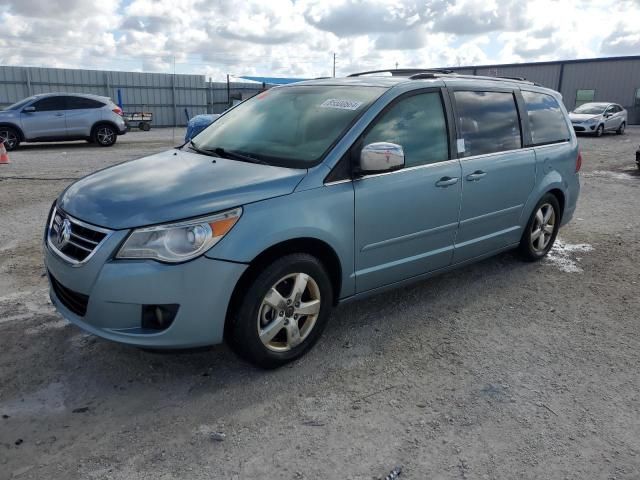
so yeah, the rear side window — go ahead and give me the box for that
[521,91,571,146]
[362,92,449,168]
[454,91,521,157]
[32,96,66,112]
[66,97,105,109]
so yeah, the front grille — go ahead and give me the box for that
[48,208,111,264]
[49,272,89,316]
[573,126,585,132]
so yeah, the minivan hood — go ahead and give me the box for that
[58,149,307,229]
[569,113,600,122]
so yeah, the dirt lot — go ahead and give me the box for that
[1,128,639,479]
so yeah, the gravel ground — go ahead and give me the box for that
[0,128,639,479]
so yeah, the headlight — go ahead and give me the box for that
[116,207,242,263]
[585,117,598,124]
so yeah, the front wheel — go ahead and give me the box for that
[93,125,117,147]
[0,127,20,151]
[519,194,561,261]
[228,253,334,368]
[595,124,604,137]
[616,122,626,135]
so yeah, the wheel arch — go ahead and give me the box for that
[0,122,25,141]
[547,188,565,220]
[90,121,120,137]
[224,237,343,338]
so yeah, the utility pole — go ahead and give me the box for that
[333,53,336,77]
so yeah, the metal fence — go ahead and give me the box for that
[0,66,267,127]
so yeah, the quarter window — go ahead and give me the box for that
[32,96,66,112]
[575,89,595,107]
[454,91,521,157]
[362,92,449,168]
[521,91,571,146]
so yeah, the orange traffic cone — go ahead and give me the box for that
[0,142,9,164]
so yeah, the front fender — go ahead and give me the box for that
[205,183,356,297]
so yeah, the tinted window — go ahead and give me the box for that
[521,91,571,145]
[454,91,521,156]
[32,96,66,112]
[66,97,105,109]
[362,92,449,167]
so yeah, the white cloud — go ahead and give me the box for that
[0,0,638,79]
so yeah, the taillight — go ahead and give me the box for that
[112,106,123,116]
[576,150,582,172]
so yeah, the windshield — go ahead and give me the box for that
[3,97,36,111]
[573,103,607,114]
[191,85,386,168]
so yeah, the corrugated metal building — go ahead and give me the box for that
[0,66,265,126]
[447,55,640,123]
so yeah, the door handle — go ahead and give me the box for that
[435,176,459,187]
[55,113,64,117]
[466,170,487,181]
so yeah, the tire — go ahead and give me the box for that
[228,253,334,368]
[139,122,151,131]
[595,124,604,137]
[0,127,20,151]
[616,122,626,135]
[92,124,117,147]
[519,193,561,262]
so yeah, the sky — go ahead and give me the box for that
[0,0,639,80]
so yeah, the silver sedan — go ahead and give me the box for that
[569,102,627,136]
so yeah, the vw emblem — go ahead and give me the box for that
[57,218,72,248]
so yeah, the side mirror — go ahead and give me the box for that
[23,106,35,113]
[359,142,405,174]
[604,112,612,118]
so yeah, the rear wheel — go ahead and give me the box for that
[519,194,561,261]
[139,121,151,131]
[93,124,117,147]
[228,253,334,369]
[0,127,20,151]
[616,122,626,135]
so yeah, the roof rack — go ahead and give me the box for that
[346,69,542,86]
[348,68,454,77]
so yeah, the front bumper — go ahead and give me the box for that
[44,238,246,348]
[572,123,597,133]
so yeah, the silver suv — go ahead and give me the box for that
[0,93,127,151]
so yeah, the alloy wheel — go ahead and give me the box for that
[530,203,556,253]
[257,272,321,352]
[97,127,115,145]
[0,129,18,149]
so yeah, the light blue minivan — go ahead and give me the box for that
[44,70,581,368]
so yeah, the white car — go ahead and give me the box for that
[569,102,627,137]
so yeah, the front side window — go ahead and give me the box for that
[575,89,595,107]
[192,85,386,168]
[454,90,522,157]
[521,91,571,146]
[32,96,66,112]
[362,92,449,168]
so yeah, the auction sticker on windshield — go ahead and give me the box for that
[320,99,363,110]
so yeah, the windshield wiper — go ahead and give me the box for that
[187,141,219,158]
[211,147,269,165]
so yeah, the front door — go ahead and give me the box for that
[354,90,462,293]
[21,96,68,140]
[451,89,536,263]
